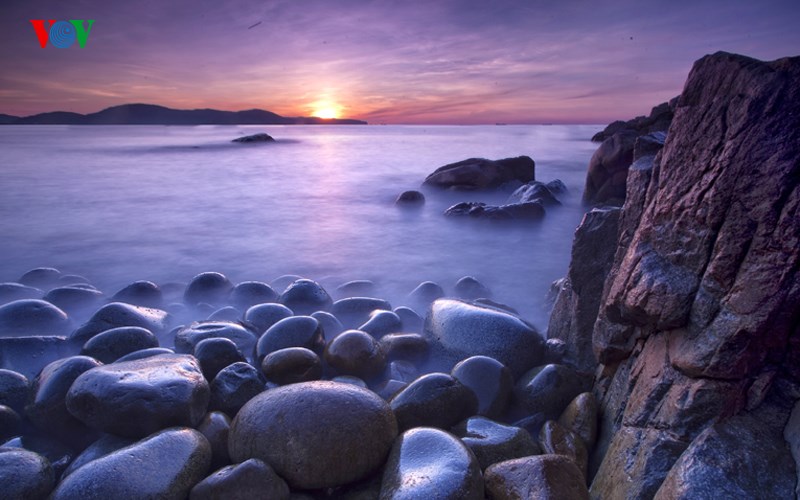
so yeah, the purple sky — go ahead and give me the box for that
[1,0,798,123]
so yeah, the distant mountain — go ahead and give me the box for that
[5,104,367,125]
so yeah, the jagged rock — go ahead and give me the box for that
[582,131,637,206]
[591,99,675,142]
[423,156,535,190]
[507,181,562,206]
[444,200,545,221]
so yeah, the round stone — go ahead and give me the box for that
[324,330,386,380]
[484,455,589,500]
[0,405,22,441]
[558,392,599,450]
[0,448,55,500]
[174,321,258,359]
[254,316,325,363]
[379,427,483,499]
[229,281,278,310]
[194,337,246,381]
[71,302,170,342]
[331,297,392,330]
[229,380,398,490]
[279,279,332,315]
[116,347,174,362]
[454,276,492,300]
[209,362,264,417]
[379,333,430,363]
[408,281,445,307]
[395,190,426,206]
[394,306,423,332]
[452,416,540,470]
[197,411,232,470]
[358,310,402,339]
[43,287,104,319]
[189,458,289,500]
[451,355,513,419]
[18,267,61,288]
[111,281,163,308]
[61,434,135,479]
[260,347,322,385]
[335,280,377,299]
[0,299,70,337]
[206,306,240,322]
[184,272,233,306]
[80,326,159,364]
[244,303,293,334]
[0,282,42,305]
[310,311,344,339]
[514,364,586,421]
[389,372,478,431]
[51,428,211,500]
[0,369,30,414]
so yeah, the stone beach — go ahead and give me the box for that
[1,51,799,499]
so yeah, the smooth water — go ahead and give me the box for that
[0,124,599,328]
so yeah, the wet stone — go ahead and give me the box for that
[190,458,290,500]
[174,321,258,360]
[71,302,170,343]
[332,375,368,388]
[451,355,513,419]
[116,347,174,362]
[244,303,294,335]
[0,282,42,305]
[26,355,103,449]
[558,392,598,451]
[43,286,104,319]
[194,337,246,381]
[324,329,386,380]
[0,448,55,500]
[51,428,212,500]
[229,281,278,310]
[358,309,402,338]
[111,280,163,308]
[184,272,234,307]
[80,326,159,364]
[254,315,325,363]
[197,411,232,470]
[0,336,79,380]
[539,420,589,478]
[484,454,589,500]
[335,279,377,299]
[390,372,478,431]
[394,306,423,332]
[395,190,426,206]
[376,379,408,401]
[229,380,397,490]
[454,276,492,300]
[207,306,240,322]
[387,360,418,383]
[2,434,75,479]
[452,416,540,470]
[379,333,429,363]
[0,368,30,413]
[61,434,135,479]
[311,311,345,339]
[0,405,22,441]
[331,297,393,330]
[18,267,62,289]
[408,281,445,308]
[260,347,322,385]
[0,299,70,337]
[209,362,264,417]
[66,354,210,438]
[279,279,332,315]
[380,427,484,500]
[513,364,586,421]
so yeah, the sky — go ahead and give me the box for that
[0,0,798,124]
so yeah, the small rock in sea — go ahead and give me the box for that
[558,392,599,451]
[380,427,484,499]
[196,411,232,470]
[184,272,234,307]
[66,354,209,438]
[331,297,392,329]
[229,380,398,490]
[335,279,377,299]
[61,434,135,479]
[18,267,62,289]
[358,309,402,338]
[310,311,344,339]
[539,420,589,478]
[394,306,423,331]
[408,281,445,308]
[43,286,105,319]
[484,454,589,500]
[454,276,492,300]
[71,302,170,342]
[80,326,159,364]
[208,361,265,417]
[232,133,275,143]
[0,299,71,337]
[546,179,568,195]
[26,356,103,449]
[507,181,562,206]
[451,355,514,419]
[395,190,425,206]
[444,201,545,221]
[207,305,240,322]
[51,427,212,500]
[0,282,42,305]
[513,363,586,421]
[390,372,478,431]
[279,279,332,315]
[451,416,540,470]
[260,347,322,385]
[379,333,429,364]
[324,330,386,380]
[190,458,290,500]
[229,281,278,310]
[423,156,535,190]
[174,321,258,359]
[244,303,293,334]
[254,315,325,363]
[0,368,31,414]
[0,448,55,500]
[111,280,163,308]
[194,337,246,381]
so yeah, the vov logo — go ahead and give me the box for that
[30,20,95,48]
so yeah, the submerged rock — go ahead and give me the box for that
[395,190,425,206]
[229,380,397,490]
[232,132,275,143]
[444,200,546,221]
[18,267,62,289]
[184,272,233,307]
[0,282,42,305]
[111,280,163,308]
[380,427,483,499]
[423,156,535,190]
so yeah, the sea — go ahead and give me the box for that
[0,124,600,329]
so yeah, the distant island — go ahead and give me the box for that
[0,103,367,125]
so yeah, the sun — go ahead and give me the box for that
[311,101,341,119]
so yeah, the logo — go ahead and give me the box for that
[30,20,94,48]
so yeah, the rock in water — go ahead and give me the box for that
[451,416,540,471]
[379,427,484,499]
[395,190,425,206]
[174,321,258,358]
[422,299,544,378]
[66,354,209,438]
[0,448,55,500]
[279,279,332,315]
[184,272,233,307]
[51,428,211,500]
[451,355,513,419]
[232,133,275,143]
[0,299,70,336]
[189,458,289,500]
[389,372,478,431]
[484,455,589,500]
[71,302,170,342]
[423,156,535,190]
[229,380,397,490]
[80,326,159,363]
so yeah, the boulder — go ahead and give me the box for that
[331,297,392,329]
[71,302,170,342]
[0,448,55,500]
[485,455,589,500]
[66,354,209,438]
[111,280,163,308]
[193,337,246,381]
[324,330,386,380]
[444,201,546,221]
[229,381,397,490]
[184,272,233,307]
[379,333,429,364]
[0,405,22,441]
[0,368,30,414]
[335,280,377,299]
[80,326,159,363]
[0,283,42,306]
[507,181,562,206]
[190,458,289,500]
[453,276,492,300]
[17,267,62,289]
[232,133,275,143]
[254,315,325,363]
[582,131,637,206]
[513,364,586,423]
[358,309,402,338]
[591,99,675,142]
[389,372,478,431]
[451,355,513,419]
[451,416,539,470]
[208,362,264,417]
[279,279,332,315]
[395,190,425,206]
[51,428,211,500]
[43,286,104,319]
[61,434,135,478]
[196,411,231,470]
[423,156,535,190]
[539,420,589,478]
[244,303,293,334]
[260,347,322,385]
[174,321,258,359]
[229,281,278,310]
[0,299,70,336]
[422,299,544,378]
[379,427,483,499]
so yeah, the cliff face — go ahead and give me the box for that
[551,52,800,498]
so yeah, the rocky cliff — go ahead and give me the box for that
[549,51,800,498]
